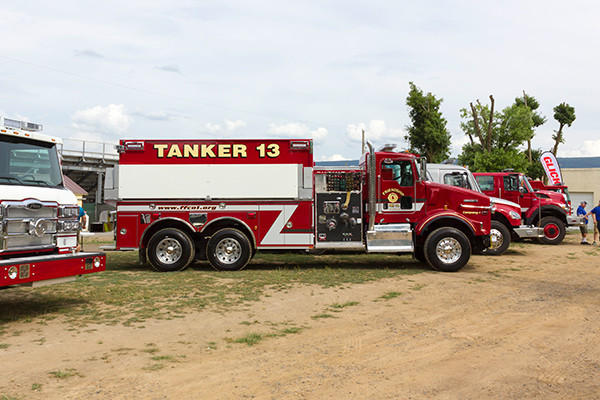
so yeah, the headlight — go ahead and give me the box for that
[58,220,80,232]
[509,210,521,220]
[59,206,79,218]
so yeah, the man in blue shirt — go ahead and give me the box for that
[585,200,600,245]
[577,201,590,244]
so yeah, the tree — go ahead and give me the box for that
[514,92,546,162]
[405,82,451,163]
[552,102,576,155]
[458,95,534,172]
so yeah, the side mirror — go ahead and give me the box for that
[419,157,427,181]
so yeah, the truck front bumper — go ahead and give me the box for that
[513,225,543,238]
[567,216,586,227]
[0,252,106,288]
[473,234,491,253]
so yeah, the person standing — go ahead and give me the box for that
[586,200,600,245]
[577,201,590,244]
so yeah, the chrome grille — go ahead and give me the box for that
[1,200,58,251]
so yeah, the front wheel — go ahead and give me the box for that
[147,228,195,272]
[538,216,566,245]
[206,228,252,271]
[483,220,511,256]
[424,227,471,272]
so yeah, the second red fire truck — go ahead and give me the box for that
[105,139,491,272]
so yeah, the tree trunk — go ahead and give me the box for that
[486,95,494,152]
[552,124,564,155]
[470,103,485,148]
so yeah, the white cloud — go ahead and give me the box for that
[450,134,471,157]
[71,104,132,137]
[225,120,246,131]
[203,122,222,133]
[346,120,404,144]
[561,140,600,157]
[267,122,328,142]
[200,119,247,134]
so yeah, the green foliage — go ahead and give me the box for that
[552,102,576,155]
[525,149,545,179]
[458,95,535,172]
[405,82,451,163]
[553,102,576,127]
[514,94,546,128]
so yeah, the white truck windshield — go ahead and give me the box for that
[0,136,63,187]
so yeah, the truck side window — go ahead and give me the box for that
[382,160,414,187]
[503,175,519,192]
[444,173,470,189]
[475,176,494,192]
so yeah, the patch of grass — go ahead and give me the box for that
[228,333,264,346]
[48,368,82,379]
[142,363,164,371]
[0,251,424,328]
[312,313,335,320]
[0,343,9,350]
[410,284,426,291]
[206,341,217,350]
[30,383,42,391]
[377,291,402,301]
[142,343,159,354]
[330,301,360,310]
[0,395,21,400]
[228,325,304,347]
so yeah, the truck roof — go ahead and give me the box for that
[0,117,61,145]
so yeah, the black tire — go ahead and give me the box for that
[483,220,511,256]
[147,228,195,272]
[424,227,471,272]
[206,228,252,271]
[538,216,566,245]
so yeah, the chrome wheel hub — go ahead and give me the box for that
[489,228,503,249]
[436,237,462,264]
[215,238,242,264]
[156,238,182,264]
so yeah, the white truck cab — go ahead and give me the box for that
[0,117,105,288]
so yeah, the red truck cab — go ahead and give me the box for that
[473,171,581,245]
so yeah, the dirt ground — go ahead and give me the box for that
[1,233,600,399]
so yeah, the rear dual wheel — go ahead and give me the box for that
[207,228,252,271]
[147,228,195,272]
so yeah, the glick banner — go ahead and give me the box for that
[540,151,563,185]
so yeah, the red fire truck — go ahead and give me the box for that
[473,171,583,245]
[105,140,491,272]
[1,117,106,288]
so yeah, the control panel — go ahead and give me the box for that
[314,170,363,246]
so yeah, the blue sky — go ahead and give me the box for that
[1,1,598,161]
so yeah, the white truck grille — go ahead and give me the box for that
[0,200,58,252]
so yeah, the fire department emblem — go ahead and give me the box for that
[382,188,404,203]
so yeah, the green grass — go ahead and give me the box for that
[48,369,82,379]
[0,250,424,330]
[377,291,403,301]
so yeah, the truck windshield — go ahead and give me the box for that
[520,175,533,193]
[0,136,63,187]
